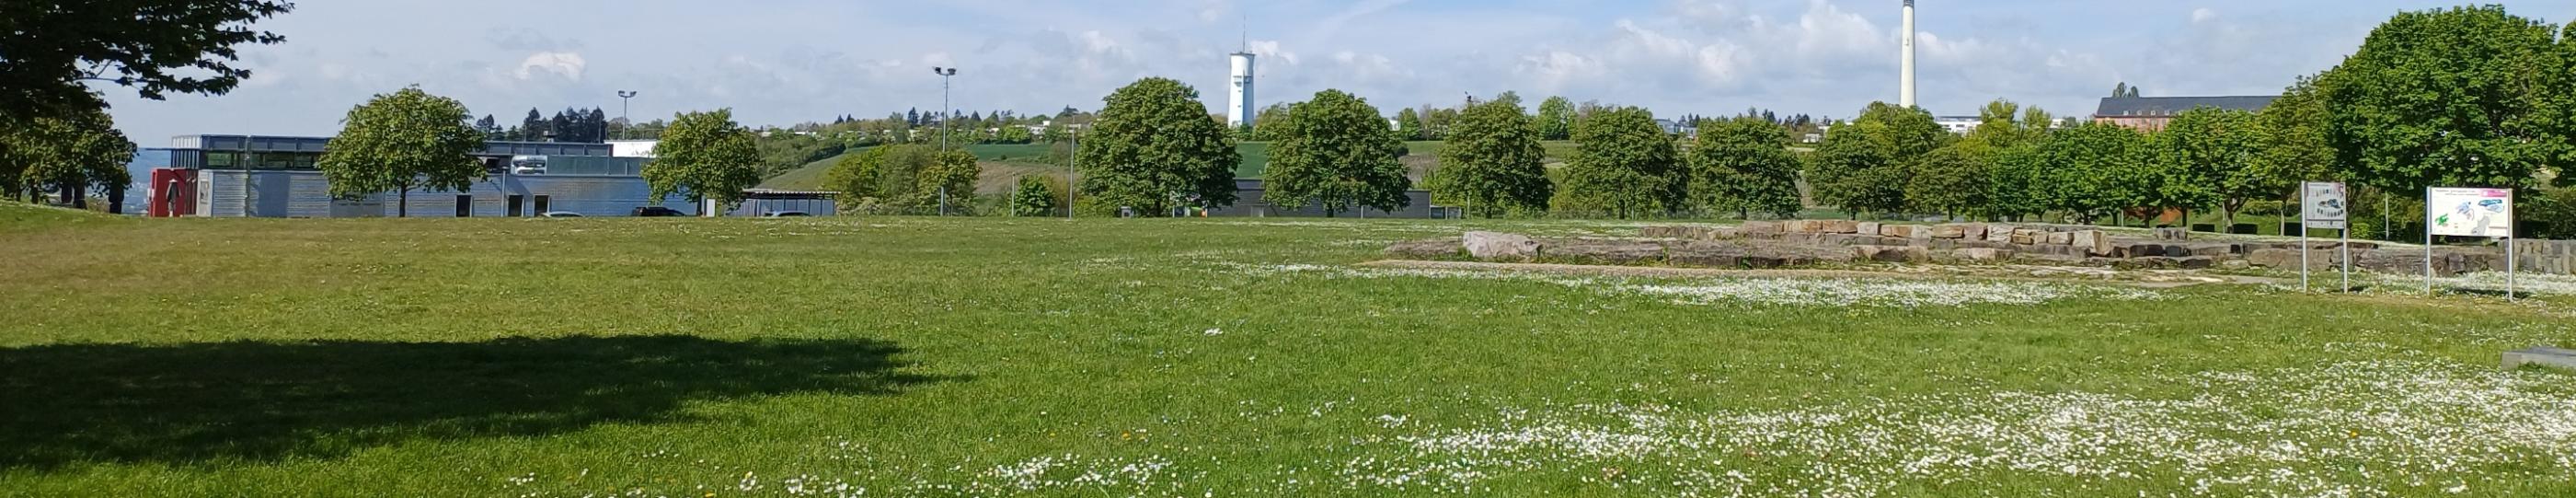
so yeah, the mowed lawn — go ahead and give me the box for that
[3,205,2574,497]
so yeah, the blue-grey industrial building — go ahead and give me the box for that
[149,134,703,217]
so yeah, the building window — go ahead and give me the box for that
[506,195,524,217]
[455,195,473,217]
[533,195,550,214]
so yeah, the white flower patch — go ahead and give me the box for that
[1356,361,2576,497]
[1222,263,2166,307]
[973,454,1178,494]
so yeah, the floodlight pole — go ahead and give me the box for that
[617,90,638,139]
[933,67,958,216]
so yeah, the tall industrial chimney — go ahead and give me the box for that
[1228,51,1258,129]
[1900,0,1916,109]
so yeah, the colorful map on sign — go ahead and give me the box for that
[2427,188,2513,237]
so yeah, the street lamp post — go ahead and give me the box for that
[616,90,638,140]
[932,66,959,215]
[931,67,958,150]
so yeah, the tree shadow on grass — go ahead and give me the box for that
[0,335,953,469]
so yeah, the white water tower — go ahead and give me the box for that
[1228,51,1257,128]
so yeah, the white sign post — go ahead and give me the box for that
[2425,187,2516,298]
[2301,182,2349,292]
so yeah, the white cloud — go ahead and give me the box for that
[512,52,585,81]
[2192,8,2219,24]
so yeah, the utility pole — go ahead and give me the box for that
[617,90,638,140]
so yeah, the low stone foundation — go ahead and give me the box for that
[1636,221,2513,276]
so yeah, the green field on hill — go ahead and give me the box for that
[5,204,2571,497]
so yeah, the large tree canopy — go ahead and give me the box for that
[2318,5,2571,193]
[315,87,486,217]
[0,0,293,120]
[1078,77,1240,216]
[1558,107,1684,219]
[2037,122,2154,224]
[1687,115,1802,219]
[2,108,135,209]
[1807,125,1897,218]
[1535,97,1576,141]
[1433,96,1553,218]
[644,109,762,211]
[2153,107,2264,226]
[1263,90,1409,216]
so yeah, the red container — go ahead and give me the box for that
[147,168,196,217]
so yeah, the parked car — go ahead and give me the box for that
[632,206,686,217]
[540,212,583,218]
[761,211,811,217]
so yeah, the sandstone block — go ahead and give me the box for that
[2046,232,2074,245]
[1740,221,1783,236]
[1855,245,1930,263]
[1820,219,1859,234]
[1464,232,1541,261]
[1857,222,1883,237]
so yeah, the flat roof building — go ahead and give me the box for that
[147,134,702,218]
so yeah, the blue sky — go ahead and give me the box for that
[97,0,2576,145]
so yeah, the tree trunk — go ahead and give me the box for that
[63,182,85,209]
[398,189,409,217]
[108,185,125,214]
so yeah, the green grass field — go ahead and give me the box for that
[5,204,2574,496]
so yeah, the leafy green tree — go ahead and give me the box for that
[1264,90,1409,216]
[1851,101,1951,162]
[1011,176,1064,217]
[2038,122,2154,224]
[2253,78,2338,202]
[1434,97,1553,218]
[822,146,891,202]
[1077,77,1239,216]
[2153,107,2262,226]
[1687,115,1802,218]
[1559,107,1685,218]
[922,149,981,214]
[1249,102,1295,142]
[1983,140,2050,220]
[1807,126,1896,218]
[316,87,486,217]
[1394,108,1425,141]
[1,0,293,121]
[1,109,134,210]
[1535,97,1576,141]
[2318,5,2571,194]
[1905,145,1987,219]
[644,109,762,212]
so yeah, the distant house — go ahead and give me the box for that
[1933,116,1981,135]
[1654,119,1697,136]
[2092,96,2276,133]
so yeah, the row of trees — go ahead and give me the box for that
[312,87,764,216]
[1802,5,2576,230]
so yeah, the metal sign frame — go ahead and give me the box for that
[2299,182,2352,292]
[2423,187,2517,298]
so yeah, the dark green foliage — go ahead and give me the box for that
[1905,145,1987,218]
[1077,77,1240,216]
[822,145,978,214]
[2037,122,2154,224]
[1265,90,1409,216]
[645,110,763,209]
[315,87,487,217]
[1011,176,1064,217]
[0,0,293,120]
[1559,107,1685,219]
[0,108,134,208]
[1982,140,2050,220]
[1807,124,1903,217]
[1433,97,1554,218]
[2317,6,2571,194]
[1687,116,1801,219]
[2152,107,2263,226]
